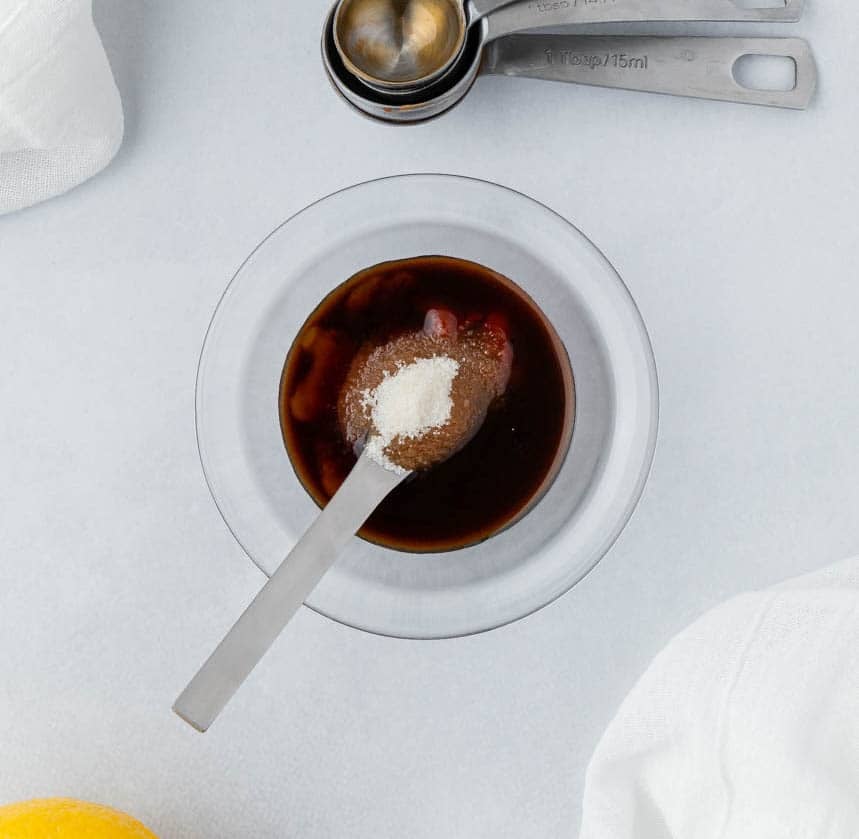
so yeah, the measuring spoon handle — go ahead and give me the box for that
[173,451,406,732]
[477,0,803,41]
[483,36,816,109]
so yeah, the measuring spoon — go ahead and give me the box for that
[173,450,407,731]
[323,11,817,122]
[332,0,804,93]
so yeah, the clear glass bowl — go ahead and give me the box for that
[196,174,659,639]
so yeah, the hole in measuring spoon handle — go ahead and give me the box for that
[733,54,797,92]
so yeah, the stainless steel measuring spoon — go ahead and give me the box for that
[322,4,816,122]
[174,450,408,731]
[332,0,805,93]
[484,34,816,107]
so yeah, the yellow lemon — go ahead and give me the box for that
[0,798,158,838]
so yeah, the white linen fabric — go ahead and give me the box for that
[580,557,859,839]
[0,0,123,214]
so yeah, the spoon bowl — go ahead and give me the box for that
[324,4,483,121]
[334,0,467,89]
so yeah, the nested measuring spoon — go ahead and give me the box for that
[332,0,804,93]
[323,22,816,120]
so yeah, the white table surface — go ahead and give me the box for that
[1,2,857,836]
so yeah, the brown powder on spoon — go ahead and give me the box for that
[338,309,513,472]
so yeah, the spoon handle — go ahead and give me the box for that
[483,36,816,109]
[480,0,803,41]
[173,451,406,732]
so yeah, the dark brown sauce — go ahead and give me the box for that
[279,256,573,552]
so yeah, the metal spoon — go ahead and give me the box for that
[323,5,816,122]
[173,450,407,732]
[333,0,805,93]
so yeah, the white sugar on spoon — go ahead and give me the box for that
[362,355,459,474]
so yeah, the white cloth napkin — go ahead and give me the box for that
[0,0,123,215]
[580,557,859,839]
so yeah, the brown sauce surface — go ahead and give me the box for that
[279,255,572,552]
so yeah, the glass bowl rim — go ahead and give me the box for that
[195,172,660,638]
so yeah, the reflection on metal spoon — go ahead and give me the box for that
[334,0,467,89]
